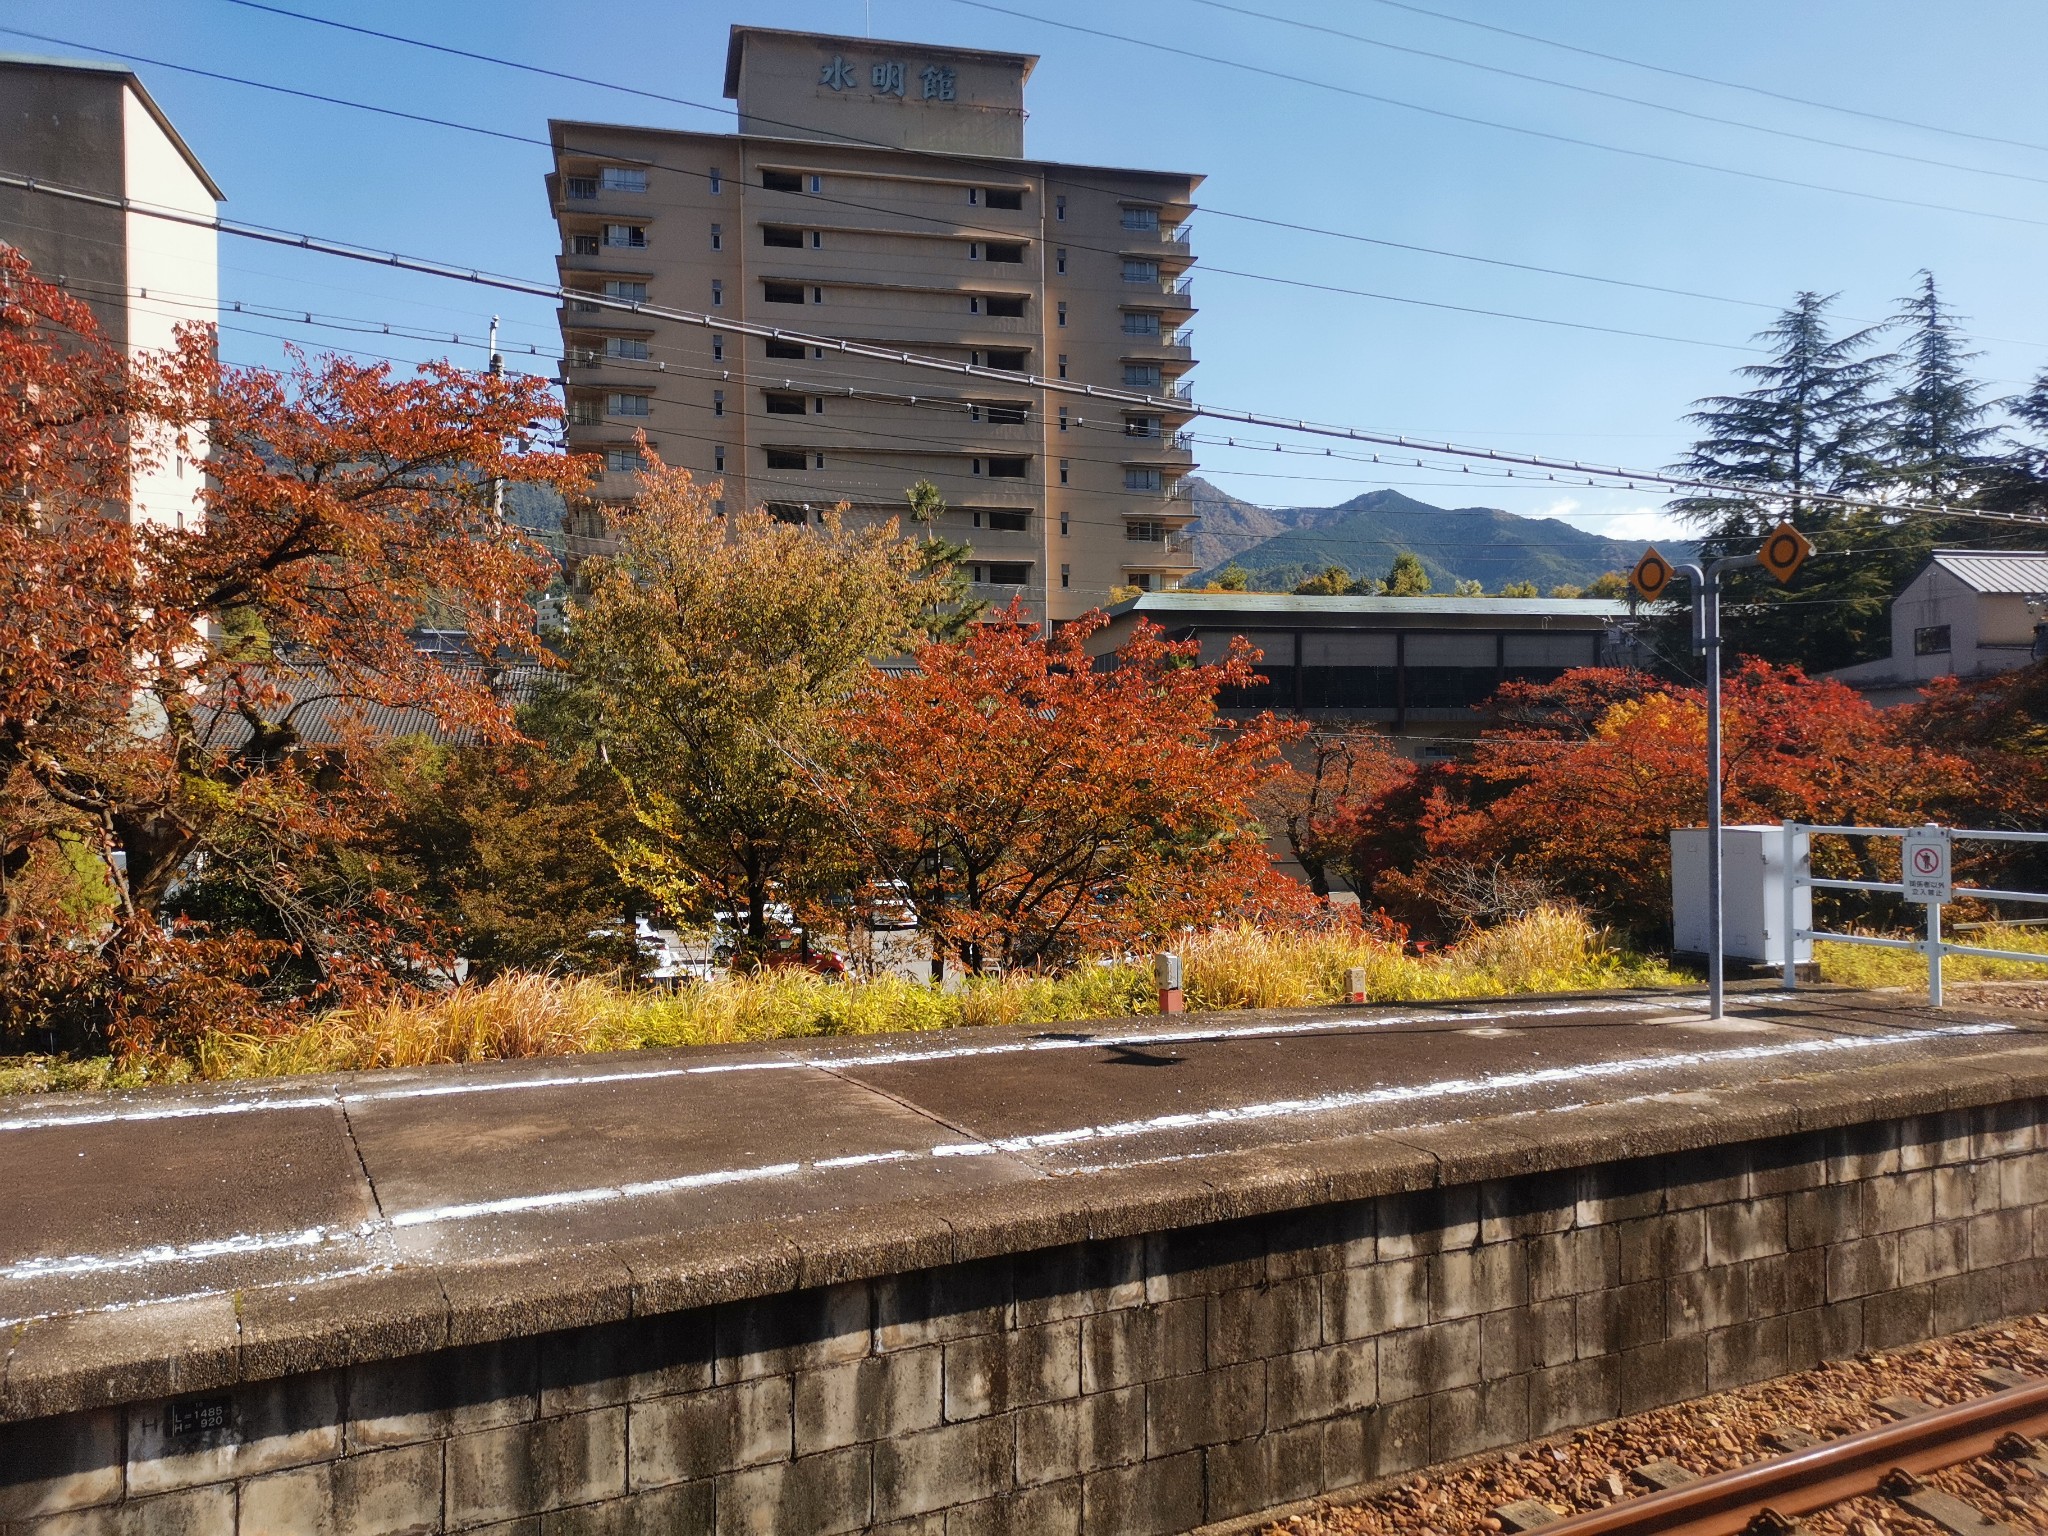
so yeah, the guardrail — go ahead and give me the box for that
[1782,821,2048,1005]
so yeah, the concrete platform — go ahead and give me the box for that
[1,986,2042,1368]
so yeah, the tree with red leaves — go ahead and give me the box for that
[0,248,585,1048]
[833,606,1311,971]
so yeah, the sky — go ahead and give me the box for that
[8,0,2046,542]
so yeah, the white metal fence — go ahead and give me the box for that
[1781,821,2048,1005]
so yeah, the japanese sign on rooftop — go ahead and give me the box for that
[820,53,958,102]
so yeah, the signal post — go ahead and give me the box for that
[1632,523,1812,1019]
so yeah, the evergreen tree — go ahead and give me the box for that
[1977,370,2048,525]
[1884,271,1996,502]
[903,479,986,638]
[1668,292,1894,670]
[1384,552,1431,596]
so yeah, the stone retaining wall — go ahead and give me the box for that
[7,1096,2048,1534]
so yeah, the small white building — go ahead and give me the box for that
[0,53,222,530]
[1830,551,2048,704]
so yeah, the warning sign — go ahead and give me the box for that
[1758,522,1814,584]
[1630,547,1675,602]
[1901,827,1951,905]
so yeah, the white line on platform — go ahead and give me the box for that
[1,1019,2007,1296]
[0,997,1698,1133]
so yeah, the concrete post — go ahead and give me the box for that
[1344,966,1368,1005]
[1154,951,1183,1015]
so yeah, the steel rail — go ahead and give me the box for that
[1536,1377,2048,1536]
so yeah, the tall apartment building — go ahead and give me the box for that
[0,54,221,529]
[546,25,1200,621]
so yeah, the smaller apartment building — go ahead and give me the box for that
[547,27,1201,621]
[1087,592,1633,749]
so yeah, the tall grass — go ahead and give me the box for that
[1,908,1682,1092]
[1817,924,2048,991]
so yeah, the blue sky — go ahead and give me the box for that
[11,0,2046,540]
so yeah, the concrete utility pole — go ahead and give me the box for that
[1633,524,1811,1020]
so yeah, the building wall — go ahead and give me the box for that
[551,95,1199,620]
[1880,569,2040,685]
[8,1099,2048,1532]
[121,83,216,531]
[0,65,128,348]
[732,31,1032,157]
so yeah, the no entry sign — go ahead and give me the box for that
[1902,827,1952,905]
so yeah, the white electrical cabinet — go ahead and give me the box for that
[1670,825,1811,966]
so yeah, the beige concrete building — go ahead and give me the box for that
[546,25,1200,620]
[0,54,221,529]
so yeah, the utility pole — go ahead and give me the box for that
[1633,523,1811,1020]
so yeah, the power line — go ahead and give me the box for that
[0,25,1787,358]
[940,0,2048,229]
[184,4,2048,351]
[16,171,2046,534]
[1189,0,2048,188]
[1357,0,2048,159]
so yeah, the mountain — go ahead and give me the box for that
[1192,484,1688,593]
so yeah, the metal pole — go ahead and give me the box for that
[1704,575,1724,1020]
[1782,820,1799,991]
[1927,898,1944,1008]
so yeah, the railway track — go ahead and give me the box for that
[1530,1375,2048,1536]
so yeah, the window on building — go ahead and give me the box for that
[814,398,827,414]
[809,174,822,193]
[1126,520,1168,541]
[987,510,1029,532]
[764,392,806,415]
[1128,574,1156,592]
[766,503,809,525]
[987,457,1029,479]
[1121,206,1159,231]
[1060,509,1069,535]
[1123,363,1162,387]
[565,176,597,200]
[987,295,1026,319]
[968,243,982,262]
[1055,248,1067,275]
[570,234,600,256]
[985,242,1026,264]
[711,334,724,361]
[984,188,1024,210]
[601,167,648,193]
[1915,624,1953,656]
[1059,460,1070,486]
[1124,467,1162,491]
[607,393,650,417]
[762,169,803,192]
[812,286,824,304]
[977,562,1031,585]
[764,281,806,305]
[1122,259,1160,283]
[967,187,979,206]
[1055,194,1067,221]
[712,389,724,417]
[968,297,982,315]
[603,279,649,303]
[1122,311,1160,336]
[604,446,643,472]
[762,225,803,248]
[1055,301,1067,327]
[602,224,647,248]
[810,230,822,248]
[984,402,1029,425]
[986,348,1028,371]
[765,447,806,469]
[569,295,599,313]
[1058,354,1069,378]
[709,168,723,194]
[605,337,650,360]
[568,399,601,426]
[714,445,726,472]
[765,337,805,360]
[1058,408,1069,432]
[709,223,722,250]
[711,280,723,307]
[1060,563,1071,588]
[1124,415,1160,438]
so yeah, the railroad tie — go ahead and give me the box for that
[1631,1459,1700,1492]
[1977,1368,2036,1393]
[1763,1425,1823,1453]
[1880,1468,2020,1536]
[1490,1497,1562,1531]
[1875,1395,1938,1421]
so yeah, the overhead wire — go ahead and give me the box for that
[10,171,2044,532]
[1355,0,2048,159]
[938,0,2048,228]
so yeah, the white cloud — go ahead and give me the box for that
[1538,497,1689,544]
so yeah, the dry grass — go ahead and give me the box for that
[1,909,1682,1092]
[1816,922,2048,992]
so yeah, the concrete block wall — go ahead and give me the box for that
[7,1101,2048,1534]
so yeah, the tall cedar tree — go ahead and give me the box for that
[1669,292,1895,670]
[0,249,582,1049]
[1979,370,2048,524]
[561,455,930,950]
[833,605,1312,971]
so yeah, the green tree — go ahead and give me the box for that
[1582,571,1631,599]
[1210,563,1251,591]
[1668,292,1895,669]
[1979,371,2048,523]
[564,462,931,950]
[1451,578,1485,597]
[903,479,986,638]
[1384,552,1431,596]
[1498,580,1539,598]
[1293,564,1355,596]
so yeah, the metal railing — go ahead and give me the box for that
[1782,821,2048,1005]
